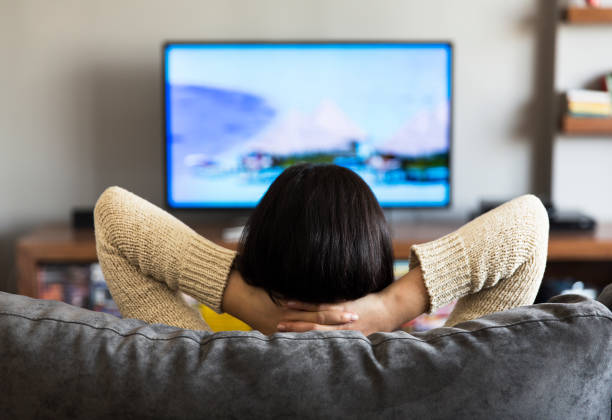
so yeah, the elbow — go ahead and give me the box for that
[93,186,128,244]
[517,194,550,254]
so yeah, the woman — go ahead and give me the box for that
[94,164,549,335]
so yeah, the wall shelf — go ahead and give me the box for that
[562,115,612,135]
[566,7,612,23]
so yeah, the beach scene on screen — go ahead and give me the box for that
[166,44,451,207]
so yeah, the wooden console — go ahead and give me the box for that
[16,223,612,299]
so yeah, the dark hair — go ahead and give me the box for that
[236,163,394,303]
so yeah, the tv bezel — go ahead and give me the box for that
[162,40,453,211]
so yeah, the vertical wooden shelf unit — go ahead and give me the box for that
[560,7,612,135]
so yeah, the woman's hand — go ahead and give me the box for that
[276,266,428,336]
[221,270,360,335]
[277,293,396,336]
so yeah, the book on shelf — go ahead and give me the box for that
[566,88,612,118]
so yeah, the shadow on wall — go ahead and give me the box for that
[87,61,236,226]
[89,61,165,205]
[512,0,559,201]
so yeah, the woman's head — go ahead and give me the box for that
[236,163,394,303]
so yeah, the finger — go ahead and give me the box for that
[284,300,346,312]
[281,309,359,325]
[277,322,349,332]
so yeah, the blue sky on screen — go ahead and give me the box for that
[166,44,450,141]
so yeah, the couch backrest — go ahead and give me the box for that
[1,290,611,419]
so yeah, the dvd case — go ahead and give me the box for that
[37,263,120,317]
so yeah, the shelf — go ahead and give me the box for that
[562,115,612,135]
[566,6,612,23]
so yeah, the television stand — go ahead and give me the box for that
[15,222,612,299]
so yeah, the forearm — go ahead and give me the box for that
[222,269,285,334]
[380,266,428,330]
[444,243,546,326]
[96,238,211,330]
[408,195,549,325]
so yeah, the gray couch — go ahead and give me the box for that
[1,286,611,419]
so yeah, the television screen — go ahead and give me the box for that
[164,42,452,208]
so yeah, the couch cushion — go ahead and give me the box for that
[1,289,611,419]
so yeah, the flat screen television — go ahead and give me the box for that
[164,41,452,209]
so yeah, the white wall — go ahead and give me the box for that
[0,0,555,291]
